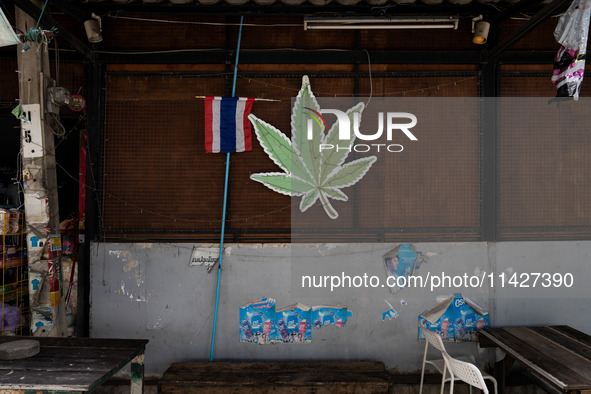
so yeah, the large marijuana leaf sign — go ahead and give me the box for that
[248,76,377,219]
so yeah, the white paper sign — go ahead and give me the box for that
[189,246,219,268]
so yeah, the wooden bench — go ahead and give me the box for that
[479,325,591,394]
[0,336,148,393]
[159,361,393,393]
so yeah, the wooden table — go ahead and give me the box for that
[479,326,591,394]
[0,336,148,393]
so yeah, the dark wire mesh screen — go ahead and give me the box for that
[377,97,480,230]
[290,96,481,242]
[53,63,86,99]
[501,72,591,97]
[0,60,84,106]
[499,75,591,238]
[103,75,226,234]
[102,72,480,241]
[0,60,18,105]
[102,15,227,51]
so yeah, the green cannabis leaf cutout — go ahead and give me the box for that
[249,76,377,219]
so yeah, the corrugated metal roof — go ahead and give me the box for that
[84,0,553,7]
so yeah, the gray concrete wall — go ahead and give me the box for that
[90,241,591,377]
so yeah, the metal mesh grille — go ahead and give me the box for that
[54,63,86,99]
[102,16,227,51]
[499,75,591,237]
[501,73,591,97]
[0,60,18,105]
[103,76,225,232]
[103,72,480,241]
[377,97,480,229]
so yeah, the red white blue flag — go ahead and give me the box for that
[204,96,254,153]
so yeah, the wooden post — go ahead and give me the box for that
[130,353,145,394]
[16,2,67,337]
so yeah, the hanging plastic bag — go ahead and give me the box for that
[552,0,591,100]
[0,7,20,48]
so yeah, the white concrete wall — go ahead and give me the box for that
[90,241,591,377]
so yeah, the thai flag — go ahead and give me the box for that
[204,96,254,153]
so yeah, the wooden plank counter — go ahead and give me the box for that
[0,336,148,393]
[159,361,392,393]
[479,326,591,394]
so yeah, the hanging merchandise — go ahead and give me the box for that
[551,0,591,99]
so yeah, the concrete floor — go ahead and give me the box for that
[93,376,548,394]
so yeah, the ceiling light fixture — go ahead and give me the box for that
[84,13,103,43]
[304,16,459,30]
[471,15,490,44]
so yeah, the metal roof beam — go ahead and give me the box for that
[77,3,492,17]
[46,0,90,22]
[489,0,544,24]
[486,0,570,62]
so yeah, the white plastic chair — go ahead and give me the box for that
[419,322,497,394]
[442,351,498,394]
[419,321,451,394]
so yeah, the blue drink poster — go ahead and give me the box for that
[311,305,348,329]
[383,244,418,292]
[239,297,278,344]
[418,293,489,342]
[276,303,311,343]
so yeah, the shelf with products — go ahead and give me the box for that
[0,209,29,335]
[0,240,26,270]
[0,283,29,304]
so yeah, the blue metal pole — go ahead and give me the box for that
[231,18,244,97]
[210,16,244,362]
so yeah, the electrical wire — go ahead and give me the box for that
[94,47,352,55]
[237,74,478,97]
[55,113,86,150]
[95,48,225,55]
[35,0,50,28]
[106,15,301,28]
[54,38,59,86]
[104,71,477,97]
[46,112,67,138]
